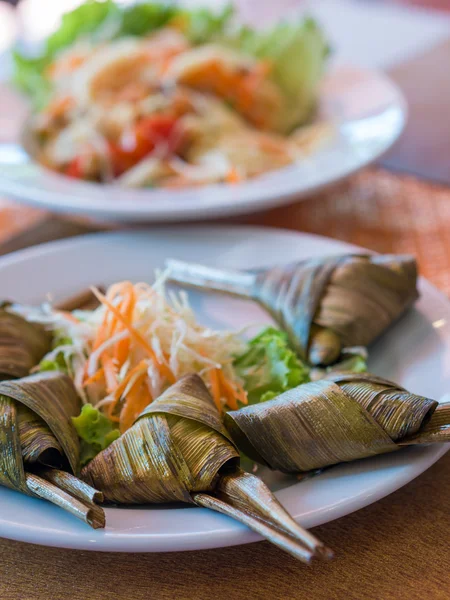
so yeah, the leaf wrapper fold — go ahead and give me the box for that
[167,254,418,365]
[224,372,444,473]
[82,374,239,505]
[0,372,105,528]
[82,374,330,563]
[0,309,51,379]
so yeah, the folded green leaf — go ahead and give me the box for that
[225,372,449,474]
[0,371,82,474]
[18,405,65,467]
[0,309,51,379]
[167,254,418,367]
[0,371,104,528]
[81,374,329,562]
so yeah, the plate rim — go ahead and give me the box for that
[0,225,447,553]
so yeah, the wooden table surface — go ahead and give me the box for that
[2,14,450,600]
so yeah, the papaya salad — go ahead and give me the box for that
[13,1,330,188]
[11,272,311,465]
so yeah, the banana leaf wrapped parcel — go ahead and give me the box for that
[0,371,105,528]
[0,308,51,379]
[224,373,450,474]
[166,254,418,366]
[82,374,332,563]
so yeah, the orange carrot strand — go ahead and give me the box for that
[209,369,222,413]
[101,354,118,394]
[217,370,239,411]
[113,360,148,402]
[83,368,104,387]
[119,378,152,433]
[91,287,175,383]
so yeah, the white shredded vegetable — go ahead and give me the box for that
[16,273,248,424]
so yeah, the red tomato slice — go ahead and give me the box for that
[135,115,179,149]
[109,115,181,176]
[65,156,83,179]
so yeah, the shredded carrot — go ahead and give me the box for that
[92,307,110,351]
[157,56,175,76]
[113,360,148,402]
[259,59,272,78]
[234,381,248,406]
[237,61,272,112]
[104,281,133,338]
[209,369,222,413]
[101,354,118,394]
[113,286,136,366]
[83,367,104,387]
[84,283,246,422]
[46,54,85,78]
[107,405,121,423]
[257,134,288,155]
[217,370,239,411]
[110,361,148,427]
[106,281,133,302]
[91,287,175,383]
[114,334,131,366]
[225,167,241,184]
[46,95,74,118]
[119,377,153,433]
[68,55,85,70]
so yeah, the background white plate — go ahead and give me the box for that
[0,64,406,223]
[0,226,448,552]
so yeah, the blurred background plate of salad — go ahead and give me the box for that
[0,0,406,221]
[12,0,331,186]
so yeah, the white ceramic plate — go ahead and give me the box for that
[0,226,448,553]
[0,64,406,223]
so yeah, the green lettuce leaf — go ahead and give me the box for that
[311,351,368,381]
[38,332,74,374]
[13,0,120,107]
[225,17,329,131]
[39,354,69,374]
[117,3,233,42]
[118,3,177,37]
[234,327,310,405]
[332,353,367,374]
[179,4,234,44]
[46,0,120,56]
[12,1,233,107]
[11,51,52,109]
[52,331,73,349]
[72,403,120,466]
